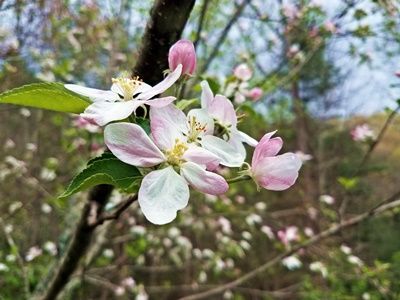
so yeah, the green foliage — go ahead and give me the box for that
[59,155,142,199]
[0,83,90,113]
[176,98,199,110]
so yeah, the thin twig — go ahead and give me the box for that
[88,194,138,228]
[193,0,210,49]
[179,190,400,300]
[199,0,251,74]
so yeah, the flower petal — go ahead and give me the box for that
[200,80,214,109]
[208,94,237,127]
[201,135,244,167]
[104,122,165,167]
[239,130,258,147]
[150,104,187,150]
[145,96,176,108]
[65,84,118,102]
[137,64,182,100]
[81,100,136,126]
[181,161,228,195]
[253,153,302,191]
[138,167,189,225]
[252,131,283,167]
[187,108,214,136]
[182,144,220,170]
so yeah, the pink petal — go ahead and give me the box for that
[200,80,214,109]
[150,104,187,150]
[145,96,176,107]
[253,153,302,191]
[104,123,165,167]
[180,162,228,195]
[252,131,283,167]
[168,40,197,75]
[137,64,182,100]
[81,100,136,126]
[208,94,237,127]
[182,145,220,170]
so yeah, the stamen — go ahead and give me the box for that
[166,139,188,166]
[112,75,143,100]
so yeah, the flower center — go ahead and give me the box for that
[187,116,207,143]
[112,75,142,100]
[166,139,188,166]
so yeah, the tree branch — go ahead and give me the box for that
[179,190,400,300]
[132,0,196,85]
[199,0,251,74]
[193,0,210,49]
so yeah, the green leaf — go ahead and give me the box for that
[0,82,90,113]
[136,117,150,134]
[176,98,199,110]
[59,157,142,199]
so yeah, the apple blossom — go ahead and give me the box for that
[249,131,302,191]
[350,124,375,142]
[248,87,263,101]
[282,255,302,270]
[65,64,182,126]
[200,80,258,163]
[233,63,252,81]
[104,121,228,225]
[151,104,244,168]
[73,115,100,133]
[168,39,196,75]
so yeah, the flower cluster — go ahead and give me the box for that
[65,40,302,225]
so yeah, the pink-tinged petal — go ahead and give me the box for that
[150,104,187,150]
[137,64,182,100]
[228,130,247,159]
[81,100,136,126]
[168,40,197,75]
[253,153,302,191]
[200,80,214,109]
[65,84,118,102]
[138,166,189,225]
[180,161,228,195]
[104,123,165,167]
[187,108,214,136]
[201,135,244,167]
[252,131,283,167]
[208,94,237,127]
[145,96,176,108]
[182,144,220,170]
[238,130,258,147]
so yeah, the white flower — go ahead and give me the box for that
[319,194,335,205]
[309,261,328,278]
[44,241,57,256]
[25,246,43,262]
[41,203,52,214]
[348,255,363,266]
[282,255,302,270]
[261,226,275,239]
[245,213,262,226]
[340,244,352,255]
[0,263,9,272]
[103,249,114,258]
[65,65,182,126]
[121,277,136,289]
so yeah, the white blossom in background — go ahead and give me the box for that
[340,244,352,255]
[25,246,43,262]
[44,241,57,256]
[261,225,275,239]
[309,261,328,278]
[102,249,114,259]
[282,255,302,270]
[114,286,125,296]
[245,213,262,226]
[121,277,136,289]
[348,255,363,266]
[41,203,52,214]
[319,194,335,205]
[0,263,9,272]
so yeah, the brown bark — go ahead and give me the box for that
[132,0,196,85]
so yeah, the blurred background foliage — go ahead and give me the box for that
[1,0,400,299]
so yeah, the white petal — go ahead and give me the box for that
[138,167,189,225]
[65,84,118,102]
[201,135,244,167]
[81,100,136,126]
[228,130,247,160]
[239,130,258,147]
[145,96,176,108]
[137,64,182,100]
[187,108,214,136]
[104,123,165,167]
[200,80,214,109]
[181,162,228,195]
[150,104,187,150]
[208,94,237,127]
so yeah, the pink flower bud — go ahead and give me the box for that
[233,63,252,81]
[395,71,400,78]
[248,87,263,101]
[168,39,196,75]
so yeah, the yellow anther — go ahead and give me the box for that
[166,139,188,166]
[112,75,142,100]
[187,116,207,143]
